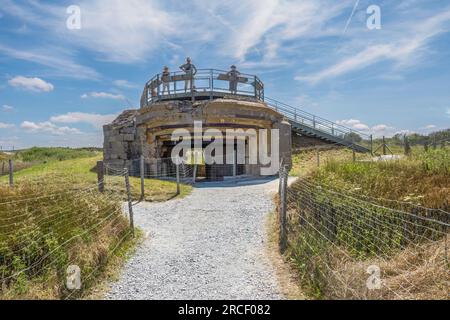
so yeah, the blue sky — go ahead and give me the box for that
[0,0,450,149]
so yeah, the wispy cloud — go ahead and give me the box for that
[0,122,15,129]
[81,92,125,100]
[113,80,139,89]
[50,112,118,129]
[296,8,450,84]
[8,76,54,92]
[0,44,100,80]
[20,121,81,136]
[2,105,14,112]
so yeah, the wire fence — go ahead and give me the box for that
[0,167,135,299]
[277,166,449,299]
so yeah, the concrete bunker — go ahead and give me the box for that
[103,68,292,180]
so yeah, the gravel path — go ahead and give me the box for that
[106,178,284,300]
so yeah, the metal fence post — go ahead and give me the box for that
[279,167,288,253]
[97,160,104,193]
[140,155,145,201]
[233,149,237,178]
[316,148,320,167]
[176,163,180,195]
[9,159,13,188]
[210,69,214,100]
[370,134,373,155]
[124,168,135,236]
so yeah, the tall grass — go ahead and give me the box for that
[0,182,131,299]
[284,147,449,299]
[0,155,191,299]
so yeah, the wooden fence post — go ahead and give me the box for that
[176,163,180,195]
[352,149,356,162]
[1,161,4,176]
[124,168,135,236]
[140,155,145,201]
[382,136,387,155]
[97,161,104,193]
[9,159,13,188]
[279,167,288,253]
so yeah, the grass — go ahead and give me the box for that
[2,155,192,202]
[0,181,133,299]
[282,146,449,299]
[15,147,99,163]
[0,150,192,299]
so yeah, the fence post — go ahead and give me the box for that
[279,167,288,253]
[233,149,237,177]
[140,155,145,201]
[176,163,180,195]
[382,136,387,155]
[1,161,4,176]
[97,161,104,193]
[9,159,13,188]
[192,164,197,184]
[352,148,356,162]
[316,148,320,167]
[124,168,135,236]
[370,134,373,155]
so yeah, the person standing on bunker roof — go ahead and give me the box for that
[161,66,171,95]
[227,65,240,94]
[179,57,197,92]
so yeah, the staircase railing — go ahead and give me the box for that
[264,97,373,152]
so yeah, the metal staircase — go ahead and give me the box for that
[264,97,372,153]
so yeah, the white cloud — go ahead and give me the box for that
[20,121,81,135]
[113,80,139,89]
[81,92,125,100]
[336,119,370,131]
[336,119,398,137]
[2,105,14,112]
[296,8,450,84]
[50,112,117,129]
[0,0,348,65]
[8,76,54,92]
[0,122,15,129]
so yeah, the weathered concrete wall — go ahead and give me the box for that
[103,98,292,175]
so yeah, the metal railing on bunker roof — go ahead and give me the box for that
[140,68,264,107]
[139,68,372,152]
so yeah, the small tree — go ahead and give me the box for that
[344,132,362,143]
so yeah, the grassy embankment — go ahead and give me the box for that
[0,147,191,299]
[278,146,449,299]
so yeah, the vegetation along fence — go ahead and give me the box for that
[0,167,134,299]
[278,166,449,300]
